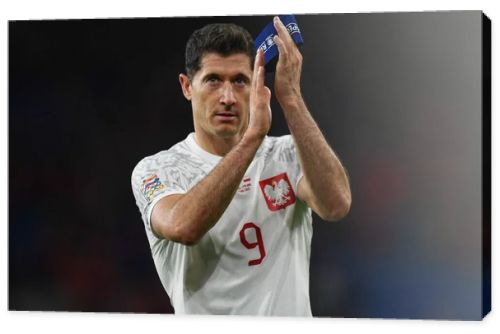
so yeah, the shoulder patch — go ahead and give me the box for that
[142,174,165,202]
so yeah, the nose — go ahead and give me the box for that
[219,82,236,106]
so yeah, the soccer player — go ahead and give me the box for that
[131,17,351,316]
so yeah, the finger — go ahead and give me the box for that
[260,47,266,64]
[256,65,265,90]
[273,16,294,45]
[273,35,288,60]
[252,49,262,89]
[253,49,259,72]
[252,49,260,89]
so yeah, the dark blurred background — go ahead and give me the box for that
[9,11,487,319]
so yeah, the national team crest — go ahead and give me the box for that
[259,172,296,211]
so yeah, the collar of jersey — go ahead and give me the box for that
[186,133,223,165]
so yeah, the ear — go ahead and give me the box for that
[179,73,192,101]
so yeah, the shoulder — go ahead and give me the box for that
[131,136,205,180]
[133,141,181,174]
[257,134,297,162]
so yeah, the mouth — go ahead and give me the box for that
[214,112,238,121]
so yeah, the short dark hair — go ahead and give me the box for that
[185,23,254,78]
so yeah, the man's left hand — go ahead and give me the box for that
[273,16,303,107]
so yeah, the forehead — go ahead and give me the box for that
[197,52,252,77]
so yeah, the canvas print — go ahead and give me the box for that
[9,10,490,320]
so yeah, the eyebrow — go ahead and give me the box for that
[201,73,220,82]
[201,72,251,83]
[233,73,251,83]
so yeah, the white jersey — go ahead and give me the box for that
[131,133,313,316]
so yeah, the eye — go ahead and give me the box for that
[233,77,249,87]
[205,76,221,87]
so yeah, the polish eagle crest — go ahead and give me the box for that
[264,179,291,206]
[259,172,296,211]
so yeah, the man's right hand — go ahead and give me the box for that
[246,49,272,139]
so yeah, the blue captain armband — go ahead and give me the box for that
[254,15,304,72]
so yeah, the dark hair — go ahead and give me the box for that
[185,23,254,78]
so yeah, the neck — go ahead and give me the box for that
[194,131,244,157]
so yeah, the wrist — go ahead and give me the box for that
[279,94,304,112]
[242,129,266,146]
[278,90,303,109]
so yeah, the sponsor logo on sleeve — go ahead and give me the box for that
[259,172,296,211]
[142,174,165,202]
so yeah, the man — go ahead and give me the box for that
[131,17,351,316]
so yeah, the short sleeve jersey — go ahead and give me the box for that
[131,133,313,316]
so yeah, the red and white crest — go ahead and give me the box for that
[259,172,296,211]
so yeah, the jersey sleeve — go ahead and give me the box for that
[274,135,304,192]
[131,155,188,236]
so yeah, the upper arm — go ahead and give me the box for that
[297,171,351,221]
[131,155,191,242]
[297,175,350,222]
[297,175,315,212]
[150,194,184,240]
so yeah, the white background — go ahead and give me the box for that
[1,0,497,333]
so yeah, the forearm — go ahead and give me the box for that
[282,97,351,219]
[269,16,350,220]
[164,132,263,244]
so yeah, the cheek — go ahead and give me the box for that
[197,91,217,108]
[192,92,211,112]
[191,95,210,123]
[239,91,250,113]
